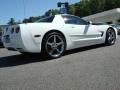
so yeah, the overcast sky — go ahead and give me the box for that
[0,0,79,25]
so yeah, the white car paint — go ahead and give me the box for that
[2,14,118,54]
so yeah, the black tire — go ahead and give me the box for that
[42,32,66,59]
[20,52,34,56]
[105,28,116,45]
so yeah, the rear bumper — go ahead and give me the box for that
[0,42,3,46]
[2,35,25,52]
[3,43,24,51]
[7,47,17,51]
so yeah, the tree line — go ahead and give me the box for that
[7,0,120,25]
[68,0,120,17]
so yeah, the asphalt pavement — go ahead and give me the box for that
[0,36,120,90]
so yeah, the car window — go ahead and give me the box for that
[62,15,88,25]
[37,16,55,23]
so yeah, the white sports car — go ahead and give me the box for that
[2,14,118,58]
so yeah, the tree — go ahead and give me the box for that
[44,9,60,16]
[73,0,91,17]
[22,9,59,23]
[104,0,120,11]
[68,4,76,15]
[7,18,16,25]
[68,0,120,17]
[89,0,105,14]
[20,0,120,23]
[23,18,28,23]
[23,16,43,23]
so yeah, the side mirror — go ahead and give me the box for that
[88,21,92,25]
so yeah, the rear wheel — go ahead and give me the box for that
[105,28,116,45]
[42,32,66,59]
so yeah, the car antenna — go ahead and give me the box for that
[22,0,27,23]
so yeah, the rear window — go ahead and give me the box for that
[62,15,88,25]
[37,16,55,23]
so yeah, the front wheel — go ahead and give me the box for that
[105,28,116,45]
[42,32,66,59]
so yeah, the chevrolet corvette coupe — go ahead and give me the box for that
[2,14,118,58]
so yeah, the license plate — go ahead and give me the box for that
[5,35,10,43]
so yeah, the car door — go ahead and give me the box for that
[62,15,102,48]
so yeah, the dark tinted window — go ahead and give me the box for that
[106,21,112,24]
[62,15,88,25]
[37,16,55,23]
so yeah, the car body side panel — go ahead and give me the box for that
[63,24,104,49]
[19,24,42,53]
[20,23,73,52]
[2,14,118,53]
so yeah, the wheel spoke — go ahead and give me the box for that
[56,42,63,46]
[108,32,111,36]
[110,34,113,38]
[108,36,111,41]
[46,33,65,58]
[49,49,54,55]
[107,30,115,44]
[111,36,115,39]
[54,35,56,43]
[47,42,53,47]
[56,48,61,53]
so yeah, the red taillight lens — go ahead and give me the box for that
[16,27,20,33]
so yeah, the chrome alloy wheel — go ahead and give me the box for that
[107,29,116,45]
[45,34,65,58]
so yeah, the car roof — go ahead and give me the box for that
[55,14,82,19]
[55,14,77,17]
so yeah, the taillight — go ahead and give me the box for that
[16,27,20,33]
[11,28,14,34]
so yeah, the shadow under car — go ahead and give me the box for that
[0,44,106,68]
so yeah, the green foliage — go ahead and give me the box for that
[104,0,120,10]
[68,0,120,17]
[68,4,76,15]
[7,18,16,25]
[22,9,60,23]
[44,9,60,16]
[23,16,43,23]
[7,0,120,24]
[89,0,105,14]
[74,0,91,17]
[7,18,22,25]
[23,17,33,23]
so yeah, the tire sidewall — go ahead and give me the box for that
[42,32,66,59]
[105,29,116,45]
